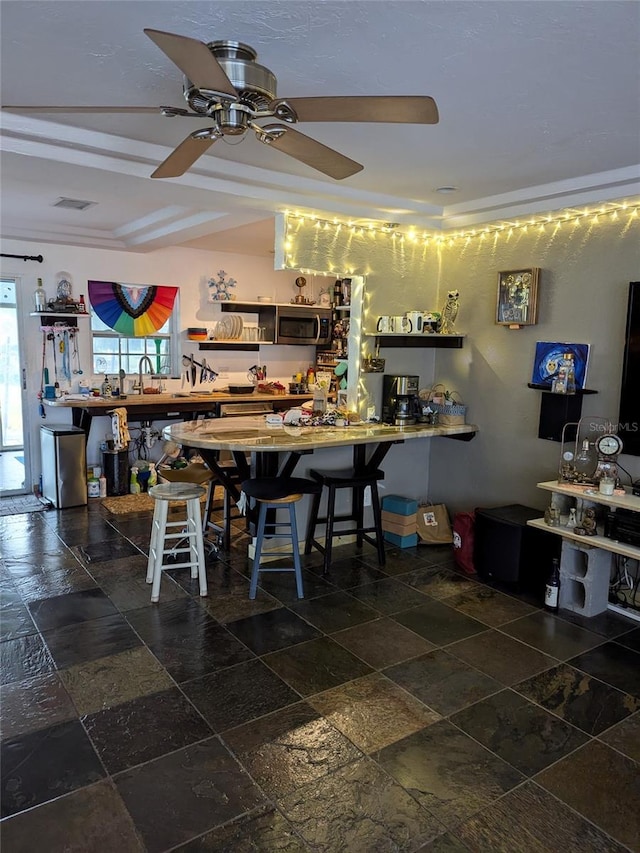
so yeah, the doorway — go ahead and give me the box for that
[0,277,31,494]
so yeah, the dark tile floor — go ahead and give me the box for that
[1,501,639,852]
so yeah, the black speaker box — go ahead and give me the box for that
[474,504,561,595]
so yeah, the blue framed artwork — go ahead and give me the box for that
[531,342,590,390]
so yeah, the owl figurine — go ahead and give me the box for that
[438,289,460,334]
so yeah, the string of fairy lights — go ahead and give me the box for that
[282,199,639,273]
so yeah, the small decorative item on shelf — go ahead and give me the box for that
[437,289,460,334]
[292,276,315,305]
[208,270,237,301]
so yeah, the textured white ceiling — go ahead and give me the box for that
[1,1,639,255]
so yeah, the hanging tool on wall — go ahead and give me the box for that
[38,329,47,418]
[47,331,58,381]
[70,330,83,374]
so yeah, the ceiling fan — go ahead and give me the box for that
[3,28,439,181]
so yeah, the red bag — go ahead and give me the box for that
[453,511,476,575]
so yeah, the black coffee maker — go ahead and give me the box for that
[382,375,420,425]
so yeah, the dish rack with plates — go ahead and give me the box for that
[211,315,243,340]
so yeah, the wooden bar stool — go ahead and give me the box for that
[146,482,208,603]
[241,477,323,599]
[202,459,246,551]
[304,467,386,574]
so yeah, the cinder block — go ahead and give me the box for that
[381,495,418,516]
[383,531,419,548]
[558,540,612,617]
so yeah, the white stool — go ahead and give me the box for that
[146,482,208,603]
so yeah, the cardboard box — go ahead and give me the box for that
[381,495,418,516]
[383,531,419,548]
[382,511,417,536]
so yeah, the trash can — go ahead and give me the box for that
[40,424,87,508]
[102,449,129,496]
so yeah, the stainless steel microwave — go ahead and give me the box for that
[275,306,332,345]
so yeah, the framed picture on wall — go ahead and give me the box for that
[496,268,540,326]
[531,341,591,390]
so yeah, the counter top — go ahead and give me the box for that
[163,416,478,453]
[43,391,310,410]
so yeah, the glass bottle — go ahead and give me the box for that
[544,557,561,611]
[333,279,343,307]
[34,277,47,312]
[574,438,596,481]
[78,294,87,313]
[564,353,576,394]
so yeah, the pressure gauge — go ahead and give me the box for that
[595,433,623,457]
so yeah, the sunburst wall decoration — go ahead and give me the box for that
[88,281,178,336]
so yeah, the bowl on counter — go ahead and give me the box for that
[228,385,256,395]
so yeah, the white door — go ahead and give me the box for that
[0,276,32,495]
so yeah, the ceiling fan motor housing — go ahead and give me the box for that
[183,39,278,132]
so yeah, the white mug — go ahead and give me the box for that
[376,315,394,333]
[393,315,412,333]
[407,312,423,334]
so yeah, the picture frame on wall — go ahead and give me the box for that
[531,341,591,390]
[496,268,540,327]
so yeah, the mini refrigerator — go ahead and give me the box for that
[40,424,87,508]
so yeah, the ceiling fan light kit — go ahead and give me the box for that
[3,28,439,181]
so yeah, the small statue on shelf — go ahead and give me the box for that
[574,507,597,536]
[438,289,459,334]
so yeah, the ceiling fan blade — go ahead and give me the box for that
[2,105,163,114]
[144,29,238,99]
[270,95,439,124]
[259,124,362,180]
[151,131,219,179]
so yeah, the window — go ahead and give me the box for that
[90,293,179,378]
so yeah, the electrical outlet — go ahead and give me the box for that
[363,486,372,507]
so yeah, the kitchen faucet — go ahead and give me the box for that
[138,355,155,394]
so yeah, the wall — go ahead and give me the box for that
[1,238,317,475]
[432,215,640,513]
[290,212,640,511]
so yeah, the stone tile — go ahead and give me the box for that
[74,537,142,566]
[28,588,118,632]
[615,626,640,652]
[288,590,379,633]
[450,688,588,775]
[0,780,146,852]
[377,720,523,828]
[13,566,97,603]
[447,629,558,685]
[175,804,309,852]
[1,719,105,817]
[125,596,218,643]
[310,672,440,753]
[313,557,388,589]
[59,646,174,715]
[0,633,55,685]
[277,757,443,852]
[115,738,265,853]
[182,658,300,732]
[361,546,434,576]
[402,565,478,599]
[0,583,37,640]
[197,566,281,624]
[332,617,435,669]
[568,641,640,697]
[264,637,373,697]
[83,687,213,773]
[443,585,536,627]
[501,610,604,660]
[0,673,76,741]
[599,711,640,762]
[42,612,142,669]
[384,649,502,716]
[536,740,640,851]
[256,569,337,602]
[453,779,628,853]
[516,662,640,735]
[90,555,189,611]
[347,577,431,615]
[223,701,362,798]
[556,608,640,640]
[226,607,322,655]
[415,834,471,853]
[393,600,486,647]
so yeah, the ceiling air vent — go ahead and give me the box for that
[53,197,96,211]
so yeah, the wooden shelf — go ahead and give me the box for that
[198,341,273,352]
[527,383,598,394]
[366,333,465,349]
